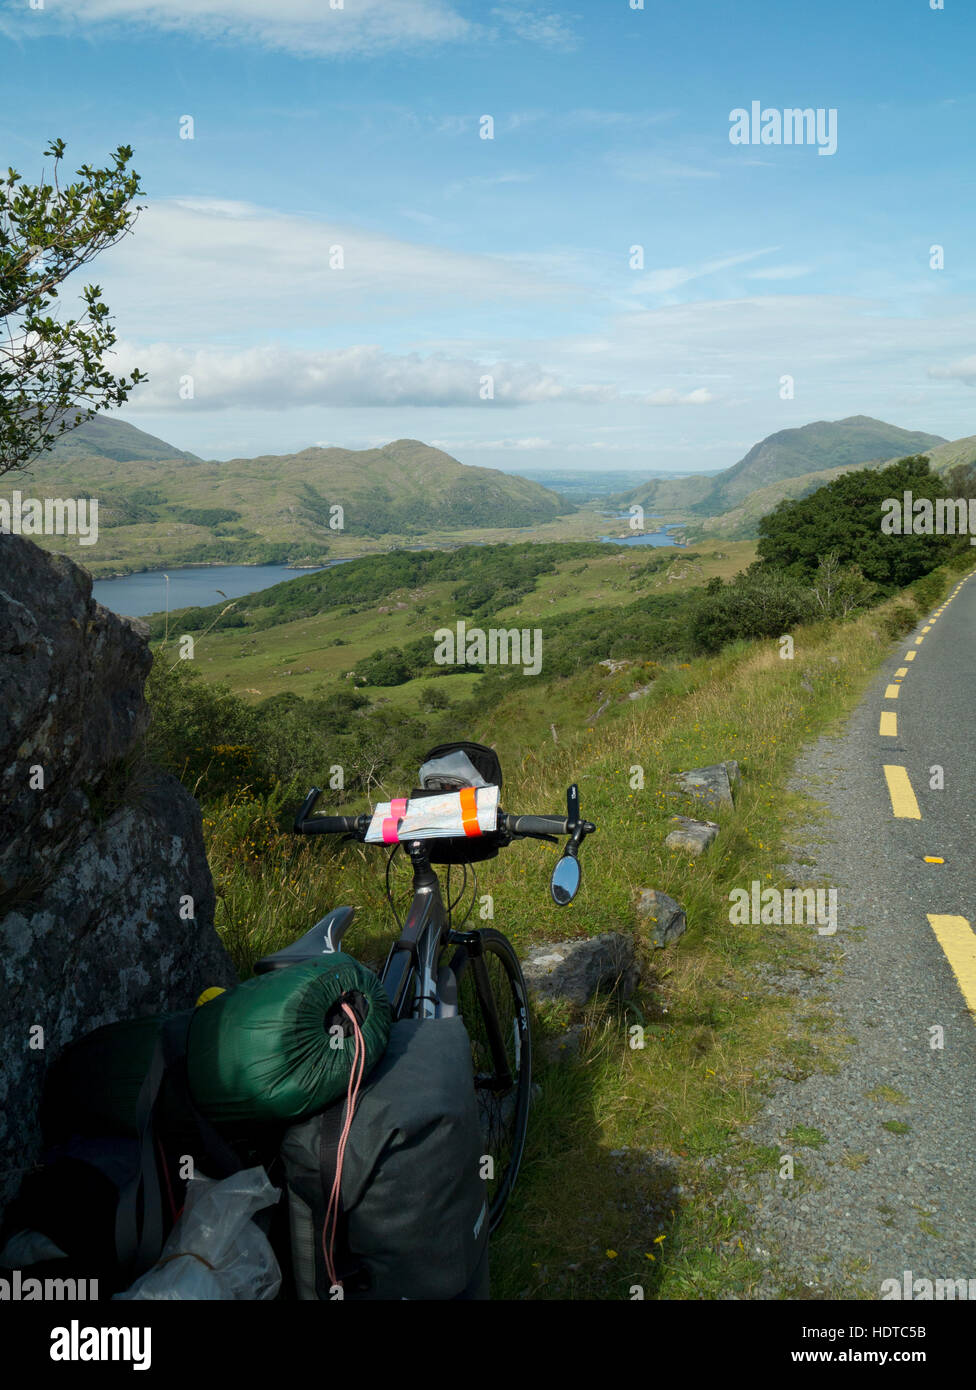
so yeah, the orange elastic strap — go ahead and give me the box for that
[459,786,482,838]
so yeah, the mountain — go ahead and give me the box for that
[684,428,976,542]
[22,418,572,574]
[25,414,203,468]
[878,432,976,477]
[619,417,947,518]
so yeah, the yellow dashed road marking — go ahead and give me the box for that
[883,765,921,819]
[915,635,925,645]
[884,684,901,699]
[895,667,908,678]
[927,916,976,1018]
[905,651,917,661]
[879,712,897,736]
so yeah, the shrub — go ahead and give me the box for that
[880,604,918,639]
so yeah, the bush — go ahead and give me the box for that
[880,604,918,639]
[908,569,945,612]
[690,567,816,652]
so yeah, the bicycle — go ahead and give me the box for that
[253,778,596,1232]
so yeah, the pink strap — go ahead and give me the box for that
[323,1001,367,1290]
[381,796,408,844]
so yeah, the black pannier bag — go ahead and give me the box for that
[1,1014,246,1296]
[281,1017,490,1300]
[412,741,504,865]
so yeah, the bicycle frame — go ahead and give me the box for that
[378,841,513,1090]
[379,841,447,1021]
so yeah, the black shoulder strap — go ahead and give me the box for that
[114,1012,244,1283]
[158,1013,243,1180]
[114,1034,167,1279]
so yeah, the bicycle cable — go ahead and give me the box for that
[446,859,478,931]
[384,843,405,933]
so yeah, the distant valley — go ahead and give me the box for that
[12,413,975,576]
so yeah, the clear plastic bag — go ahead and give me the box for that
[114,1166,281,1301]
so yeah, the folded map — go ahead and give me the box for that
[365,785,499,844]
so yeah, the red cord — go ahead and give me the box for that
[322,1003,366,1290]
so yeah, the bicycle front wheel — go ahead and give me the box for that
[449,927,532,1233]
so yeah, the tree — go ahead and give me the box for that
[809,551,875,618]
[756,455,958,588]
[1,139,147,476]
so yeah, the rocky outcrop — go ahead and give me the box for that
[665,816,720,855]
[521,933,640,1007]
[636,888,687,948]
[671,760,739,810]
[0,535,236,1219]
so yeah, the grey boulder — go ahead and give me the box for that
[636,889,687,948]
[0,535,237,1221]
[671,760,739,810]
[522,933,640,1007]
[665,816,720,854]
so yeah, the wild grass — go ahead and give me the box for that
[197,559,968,1299]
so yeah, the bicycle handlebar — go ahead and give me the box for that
[294,787,596,843]
[502,813,595,839]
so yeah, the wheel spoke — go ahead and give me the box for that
[450,931,531,1232]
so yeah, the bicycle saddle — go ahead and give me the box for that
[253,907,355,974]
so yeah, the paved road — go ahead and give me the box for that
[739,565,976,1298]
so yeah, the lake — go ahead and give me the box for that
[600,523,687,548]
[92,563,336,617]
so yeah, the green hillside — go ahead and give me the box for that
[24,414,202,467]
[20,418,574,574]
[878,431,976,476]
[145,539,757,709]
[690,431,976,541]
[618,416,946,520]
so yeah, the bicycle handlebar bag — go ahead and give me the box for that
[414,741,504,864]
[280,1016,490,1301]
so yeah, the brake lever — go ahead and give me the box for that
[294,786,322,833]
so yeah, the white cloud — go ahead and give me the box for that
[928,356,976,386]
[607,151,720,182]
[746,265,813,281]
[432,437,554,450]
[631,248,779,296]
[87,196,569,340]
[444,172,533,198]
[490,6,579,52]
[0,0,587,58]
[109,340,716,413]
[643,388,714,405]
[0,0,476,57]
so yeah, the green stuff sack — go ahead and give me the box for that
[42,956,391,1141]
[186,956,391,1126]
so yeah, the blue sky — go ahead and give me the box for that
[2,0,974,472]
